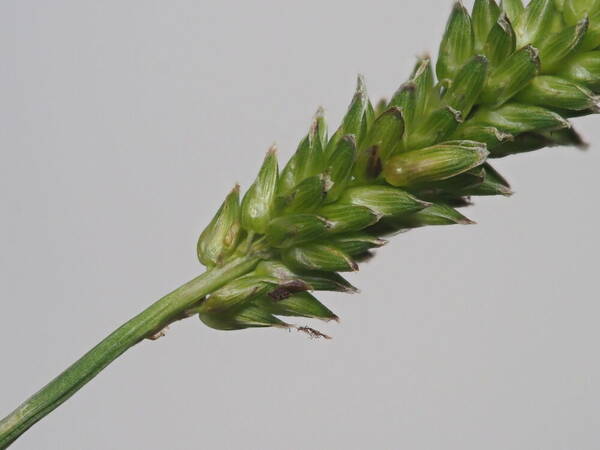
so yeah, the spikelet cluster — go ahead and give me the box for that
[196,0,599,333]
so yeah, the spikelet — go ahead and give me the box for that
[196,0,599,333]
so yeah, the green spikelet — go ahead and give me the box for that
[480,45,540,107]
[437,2,475,81]
[559,51,600,90]
[195,0,600,335]
[484,13,517,67]
[257,291,339,322]
[514,0,556,47]
[472,0,502,52]
[196,185,241,267]
[411,57,435,123]
[516,75,600,110]
[383,141,489,188]
[443,55,489,116]
[325,135,357,202]
[406,106,464,149]
[241,147,278,234]
[501,0,525,23]
[360,107,405,162]
[538,17,589,73]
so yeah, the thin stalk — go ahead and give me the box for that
[0,254,261,449]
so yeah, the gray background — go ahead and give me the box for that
[1,1,599,449]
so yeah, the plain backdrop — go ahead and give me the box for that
[1,1,599,449]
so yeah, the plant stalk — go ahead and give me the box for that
[0,255,260,449]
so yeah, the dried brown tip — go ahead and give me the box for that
[342,284,360,294]
[268,280,311,301]
[267,143,278,155]
[577,140,590,151]
[415,52,432,63]
[296,326,332,340]
[147,326,169,341]
[354,251,376,264]
[313,106,326,118]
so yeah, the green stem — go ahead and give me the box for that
[0,255,260,449]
